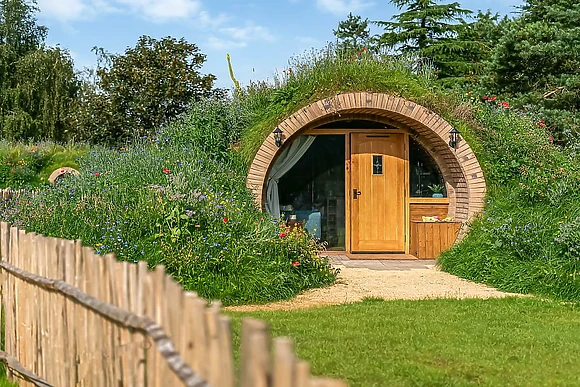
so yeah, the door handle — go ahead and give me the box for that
[353,189,362,199]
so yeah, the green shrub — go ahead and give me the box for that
[0,126,336,305]
[555,217,580,261]
[0,141,86,188]
[439,96,580,301]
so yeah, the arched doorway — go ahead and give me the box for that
[247,93,486,257]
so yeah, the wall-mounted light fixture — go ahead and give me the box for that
[273,127,283,147]
[448,127,461,149]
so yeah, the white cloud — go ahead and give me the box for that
[316,0,373,15]
[116,0,201,20]
[197,10,230,28]
[206,36,247,50]
[219,25,276,43]
[207,24,276,50]
[37,0,88,21]
[37,0,219,23]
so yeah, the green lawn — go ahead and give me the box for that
[228,297,580,387]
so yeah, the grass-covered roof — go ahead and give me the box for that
[227,47,580,302]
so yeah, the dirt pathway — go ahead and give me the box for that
[227,260,518,312]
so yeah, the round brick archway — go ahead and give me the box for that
[246,92,486,224]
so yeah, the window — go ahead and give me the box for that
[409,138,446,197]
[372,155,383,175]
[278,135,346,250]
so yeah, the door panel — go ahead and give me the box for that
[351,133,406,252]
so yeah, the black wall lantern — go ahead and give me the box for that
[448,127,460,149]
[273,126,283,147]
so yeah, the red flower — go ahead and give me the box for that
[362,47,367,51]
[163,168,170,174]
[501,102,510,108]
[94,172,100,177]
[483,95,488,100]
[490,96,497,102]
[223,217,228,223]
[549,135,554,143]
[279,232,287,238]
[259,217,264,221]
[292,261,300,267]
[60,169,65,173]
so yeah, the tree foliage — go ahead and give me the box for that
[375,0,485,81]
[0,0,79,141]
[333,13,373,53]
[77,36,216,144]
[483,0,580,140]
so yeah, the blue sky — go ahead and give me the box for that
[36,0,524,89]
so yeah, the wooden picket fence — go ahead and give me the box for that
[0,220,347,387]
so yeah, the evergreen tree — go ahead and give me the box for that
[333,13,373,52]
[484,0,580,140]
[435,10,507,85]
[375,0,476,80]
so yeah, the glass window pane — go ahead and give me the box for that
[278,136,346,250]
[409,138,446,197]
[372,155,383,175]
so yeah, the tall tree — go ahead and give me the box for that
[375,0,475,79]
[0,0,79,141]
[435,10,507,85]
[333,13,373,52]
[77,36,216,143]
[484,0,580,140]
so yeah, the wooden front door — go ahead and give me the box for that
[350,133,406,252]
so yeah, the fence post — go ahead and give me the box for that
[136,261,148,387]
[63,239,78,386]
[205,301,222,386]
[294,361,311,387]
[0,222,8,293]
[273,338,294,387]
[191,296,208,380]
[0,222,12,379]
[241,318,271,387]
[310,379,348,387]
[218,316,234,387]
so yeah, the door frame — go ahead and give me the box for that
[303,128,410,254]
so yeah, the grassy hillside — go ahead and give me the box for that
[2,47,580,304]
[231,47,580,302]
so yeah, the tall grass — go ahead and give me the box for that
[0,126,336,305]
[236,46,443,164]
[0,140,86,188]
[439,97,580,301]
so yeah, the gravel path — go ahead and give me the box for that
[227,259,519,312]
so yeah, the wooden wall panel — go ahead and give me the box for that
[410,203,450,221]
[410,221,461,259]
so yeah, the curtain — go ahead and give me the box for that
[265,135,316,218]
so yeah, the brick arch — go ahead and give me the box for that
[246,92,486,224]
